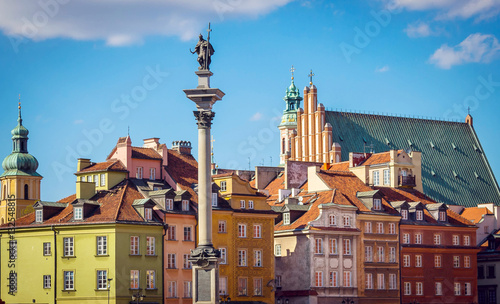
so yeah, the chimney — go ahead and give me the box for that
[143,138,160,149]
[332,142,341,163]
[172,141,192,155]
[76,181,95,200]
[77,158,92,172]
[465,114,473,126]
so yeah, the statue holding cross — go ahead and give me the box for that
[190,23,215,70]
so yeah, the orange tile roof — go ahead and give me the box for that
[461,207,493,224]
[326,161,350,172]
[249,179,256,188]
[361,152,390,166]
[165,149,199,203]
[77,159,127,174]
[264,174,285,204]
[132,147,162,160]
[58,194,76,204]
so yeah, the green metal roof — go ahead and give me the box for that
[326,111,500,207]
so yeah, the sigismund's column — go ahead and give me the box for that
[186,24,225,304]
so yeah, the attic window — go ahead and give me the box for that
[401,209,408,220]
[35,209,43,223]
[74,207,83,220]
[145,208,152,220]
[220,181,227,192]
[212,193,218,207]
[283,213,290,225]
[416,210,423,221]
[373,199,382,211]
[182,200,190,211]
[452,143,457,150]
[439,211,446,222]
[166,199,173,210]
[430,141,435,149]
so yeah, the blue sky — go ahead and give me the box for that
[1,0,499,201]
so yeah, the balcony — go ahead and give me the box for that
[398,175,416,187]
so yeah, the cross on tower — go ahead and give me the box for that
[308,69,315,85]
[290,65,295,80]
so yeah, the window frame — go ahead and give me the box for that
[64,271,74,291]
[96,236,107,256]
[97,270,108,290]
[130,236,139,255]
[146,270,156,290]
[36,209,43,223]
[43,275,51,289]
[130,270,139,289]
[63,237,74,257]
[146,236,155,256]
[238,224,247,238]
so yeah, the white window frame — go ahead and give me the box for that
[415,233,422,244]
[100,174,105,186]
[389,273,397,290]
[403,233,410,244]
[254,250,262,267]
[240,200,245,209]
[168,281,177,298]
[343,216,351,227]
[218,221,226,233]
[465,282,472,296]
[329,214,337,226]
[365,246,373,262]
[434,255,442,268]
[365,222,372,233]
[182,200,190,211]
[253,224,262,238]
[376,222,384,234]
[383,169,390,185]
[435,282,442,295]
[43,242,51,256]
[416,210,423,221]
[404,282,411,295]
[238,250,247,267]
[97,236,107,256]
[238,224,246,238]
[74,207,83,220]
[401,209,408,220]
[248,200,254,209]
[416,282,423,295]
[373,171,380,186]
[146,236,155,256]
[130,236,139,255]
[377,246,385,263]
[36,209,43,223]
[329,239,338,255]
[149,168,156,180]
[464,255,470,268]
[377,273,385,290]
[389,223,396,234]
[130,270,139,289]
[183,254,191,269]
[136,167,143,179]
[283,213,290,225]
[389,247,396,263]
[330,271,338,287]
[275,244,281,256]
[453,256,460,268]
[403,255,410,267]
[315,238,323,254]
[454,282,461,296]
[184,281,192,298]
[146,270,155,289]
[220,248,227,264]
[434,234,441,245]
[64,271,74,290]
[167,253,176,269]
[183,226,192,241]
[219,277,228,295]
[63,237,74,257]
[464,235,470,246]
[238,277,247,296]
[439,210,446,221]
[145,208,152,220]
[366,273,373,289]
[212,193,218,207]
[97,270,107,290]
[315,271,323,287]
[373,198,382,210]
[220,181,226,191]
[343,239,351,255]
[415,255,422,267]
[343,271,352,287]
[166,199,173,210]
[167,225,176,240]
[453,235,460,246]
[253,278,263,296]
[43,275,51,289]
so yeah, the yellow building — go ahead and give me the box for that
[75,158,128,191]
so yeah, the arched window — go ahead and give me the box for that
[20,141,25,151]
[24,184,29,200]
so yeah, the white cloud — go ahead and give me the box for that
[405,21,433,38]
[391,0,500,21]
[375,65,390,73]
[0,0,292,46]
[250,112,263,121]
[429,33,500,69]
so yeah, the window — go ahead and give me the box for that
[220,248,227,264]
[184,281,192,298]
[365,222,372,233]
[149,168,156,180]
[97,236,107,256]
[416,210,423,221]
[240,200,245,209]
[167,254,176,269]
[415,233,422,244]
[366,273,373,289]
[43,275,51,289]
[315,238,323,254]
[238,224,246,238]
[36,209,43,223]
[377,273,385,290]
[145,208,152,220]
[238,277,247,296]
[435,282,442,295]
[389,274,397,290]
[94,175,98,187]
[464,256,471,268]
[465,282,472,296]
[404,282,411,295]
[168,281,177,298]
[238,250,247,266]
[218,221,226,233]
[74,207,83,220]
[64,271,74,290]
[343,239,351,255]
[283,213,290,225]
[343,216,351,227]
[403,233,410,244]
[389,223,396,234]
[439,210,446,221]
[253,224,262,238]
[488,265,496,278]
[212,193,218,207]
[184,227,192,241]
[464,235,470,246]
[97,270,107,290]
[453,256,460,268]
[343,271,352,287]
[220,181,227,191]
[315,271,323,287]
[434,234,441,245]
[43,242,51,256]
[167,226,176,240]
[130,270,139,289]
[415,255,422,267]
[478,266,485,279]
[81,176,86,182]
[248,200,254,209]
[63,237,74,257]
[146,237,155,255]
[254,250,262,267]
[373,198,382,210]
[182,200,189,211]
[403,255,410,267]
[329,239,338,255]
[377,247,385,263]
[146,270,155,289]
[275,244,281,256]
[100,174,105,186]
[166,199,173,210]
[453,235,460,246]
[219,277,228,295]
[373,171,380,186]
[401,209,408,220]
[254,278,262,296]
[454,282,461,295]
[365,246,373,262]
[330,271,338,287]
[383,169,390,185]
[136,167,143,179]
[416,282,423,295]
[183,254,192,269]
[376,222,384,234]
[130,236,139,255]
[435,255,442,268]
[389,247,396,263]
[329,215,337,226]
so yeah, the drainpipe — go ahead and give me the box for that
[51,225,58,304]
[162,220,168,304]
[398,222,402,304]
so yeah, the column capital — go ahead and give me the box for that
[194,110,215,129]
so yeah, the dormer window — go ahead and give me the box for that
[182,200,190,211]
[74,207,83,220]
[329,215,337,226]
[283,213,290,225]
[145,208,152,220]
[401,209,408,220]
[373,199,382,211]
[416,210,423,221]
[212,193,218,207]
[220,181,227,191]
[439,211,446,221]
[166,199,173,210]
[36,209,43,223]
[343,216,351,227]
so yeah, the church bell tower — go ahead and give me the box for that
[279,66,302,165]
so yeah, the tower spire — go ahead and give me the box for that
[18,94,22,125]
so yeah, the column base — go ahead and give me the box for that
[190,246,220,304]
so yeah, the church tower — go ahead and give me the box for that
[0,103,42,223]
[279,67,302,165]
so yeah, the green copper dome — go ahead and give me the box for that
[1,104,41,177]
[279,77,303,128]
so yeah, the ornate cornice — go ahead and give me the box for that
[194,110,215,129]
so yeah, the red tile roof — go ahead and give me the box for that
[361,152,390,166]
[77,159,127,174]
[264,174,285,204]
[132,147,162,160]
[325,161,350,172]
[165,149,199,203]
[461,207,493,224]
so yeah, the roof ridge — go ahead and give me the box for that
[113,180,130,220]
[327,109,467,124]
